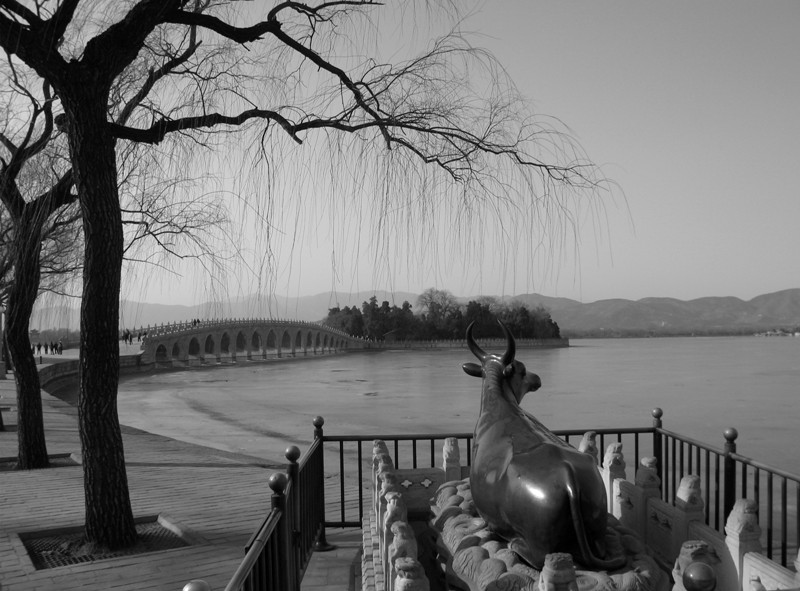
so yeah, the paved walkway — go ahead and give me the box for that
[0,355,361,591]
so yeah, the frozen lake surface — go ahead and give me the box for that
[112,336,800,473]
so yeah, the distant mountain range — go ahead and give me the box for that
[29,288,800,337]
[506,288,800,336]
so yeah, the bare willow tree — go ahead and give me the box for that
[0,61,76,469]
[0,1,609,549]
[0,13,229,472]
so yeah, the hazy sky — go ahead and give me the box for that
[134,1,800,307]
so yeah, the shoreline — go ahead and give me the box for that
[42,349,354,464]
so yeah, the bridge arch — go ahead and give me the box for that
[294,330,303,356]
[155,344,169,363]
[305,331,313,355]
[264,330,276,357]
[281,330,292,357]
[251,331,263,359]
[236,332,247,358]
[220,332,230,355]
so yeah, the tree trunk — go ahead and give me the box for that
[2,329,11,374]
[64,87,138,549]
[6,210,49,469]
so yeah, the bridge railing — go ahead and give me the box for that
[137,318,360,341]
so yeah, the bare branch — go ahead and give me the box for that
[81,0,179,80]
[40,0,81,51]
[109,108,304,144]
[164,7,279,44]
[0,1,42,26]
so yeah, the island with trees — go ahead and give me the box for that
[323,287,563,345]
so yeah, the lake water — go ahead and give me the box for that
[112,336,800,474]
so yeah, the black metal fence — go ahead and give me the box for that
[651,409,800,566]
[223,424,328,591]
[222,408,800,589]
[320,408,799,569]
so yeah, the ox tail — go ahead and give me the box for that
[564,462,627,571]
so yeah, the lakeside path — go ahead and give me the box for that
[0,349,361,591]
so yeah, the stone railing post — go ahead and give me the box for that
[372,440,393,517]
[387,519,418,591]
[672,475,707,560]
[539,553,578,590]
[383,492,407,588]
[601,442,626,514]
[617,455,662,537]
[676,475,705,521]
[442,437,461,481]
[578,431,599,465]
[795,548,800,585]
[377,468,399,559]
[393,557,429,591]
[671,541,719,591]
[725,498,761,590]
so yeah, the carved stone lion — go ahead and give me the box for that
[389,521,419,568]
[603,442,626,474]
[384,491,408,529]
[675,475,704,512]
[578,431,599,463]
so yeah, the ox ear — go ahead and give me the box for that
[462,362,483,378]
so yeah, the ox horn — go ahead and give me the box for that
[465,322,488,362]
[498,320,515,366]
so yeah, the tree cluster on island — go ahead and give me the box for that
[324,288,561,341]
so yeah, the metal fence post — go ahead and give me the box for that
[286,445,301,591]
[652,407,664,487]
[313,416,335,551]
[723,427,738,522]
[269,472,296,591]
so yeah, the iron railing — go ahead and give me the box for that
[652,410,800,566]
[224,422,329,591]
[219,408,800,590]
[319,408,798,568]
[320,426,656,528]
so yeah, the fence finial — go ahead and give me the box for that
[285,445,301,464]
[313,416,325,439]
[269,472,288,495]
[652,407,663,426]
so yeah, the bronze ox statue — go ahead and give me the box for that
[462,321,627,570]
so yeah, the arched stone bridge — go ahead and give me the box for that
[139,318,364,366]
